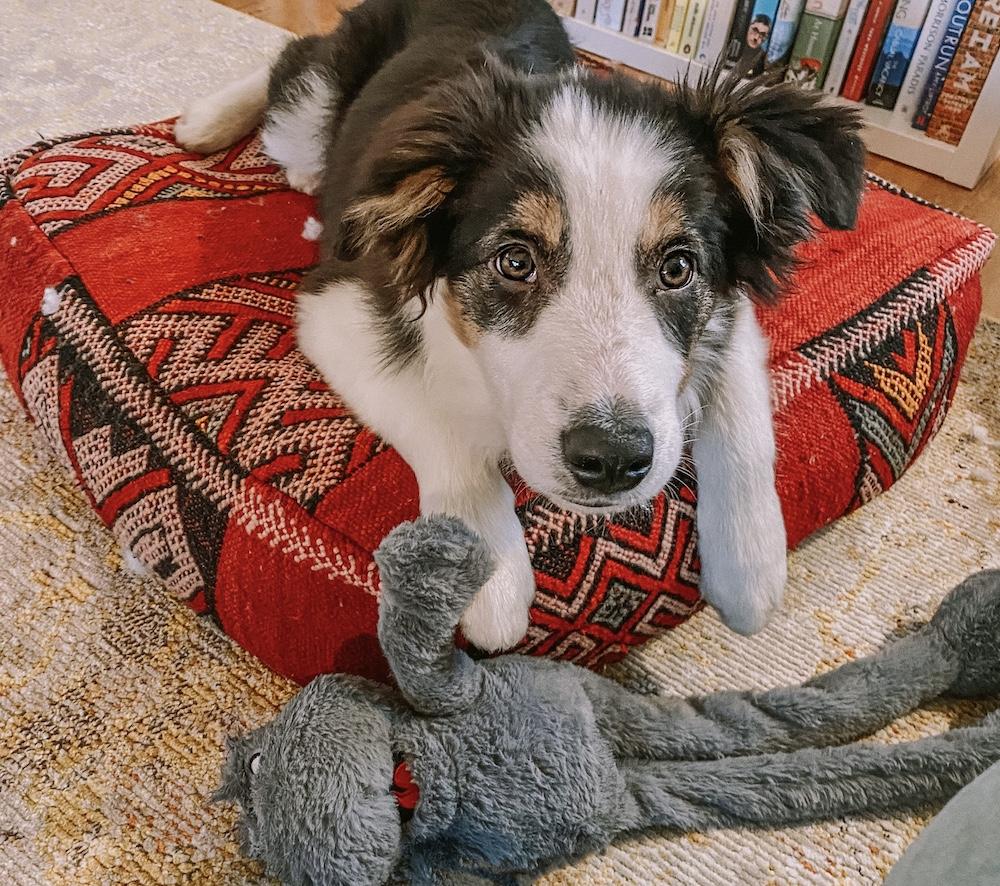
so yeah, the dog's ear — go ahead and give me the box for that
[336,60,529,300]
[676,71,866,302]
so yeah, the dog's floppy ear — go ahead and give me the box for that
[676,71,866,302]
[336,59,529,300]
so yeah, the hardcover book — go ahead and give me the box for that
[912,0,974,128]
[841,0,898,99]
[890,0,953,118]
[927,0,1000,142]
[823,0,872,92]
[724,0,758,60]
[728,0,781,73]
[786,0,851,86]
[768,0,808,64]
[867,0,934,107]
[697,0,740,61]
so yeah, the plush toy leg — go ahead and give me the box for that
[618,710,1000,834]
[374,516,492,715]
[584,570,1000,760]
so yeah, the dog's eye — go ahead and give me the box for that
[494,245,537,283]
[658,251,695,290]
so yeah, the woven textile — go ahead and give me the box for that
[0,123,993,684]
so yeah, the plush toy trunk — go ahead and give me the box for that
[0,122,993,684]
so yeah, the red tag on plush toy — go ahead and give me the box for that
[391,755,419,822]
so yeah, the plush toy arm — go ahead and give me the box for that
[374,516,491,715]
[618,709,1000,834]
[587,570,1000,760]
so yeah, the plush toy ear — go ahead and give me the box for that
[676,71,866,302]
[336,59,531,300]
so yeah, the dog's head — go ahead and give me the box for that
[337,63,865,513]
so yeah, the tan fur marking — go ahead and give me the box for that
[640,192,688,255]
[719,126,766,227]
[441,284,481,348]
[512,191,565,250]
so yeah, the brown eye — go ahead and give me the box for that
[659,251,695,290]
[494,245,537,283]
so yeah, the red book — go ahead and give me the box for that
[841,0,898,100]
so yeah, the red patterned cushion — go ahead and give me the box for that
[0,123,993,685]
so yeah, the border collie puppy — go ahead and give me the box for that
[177,0,865,651]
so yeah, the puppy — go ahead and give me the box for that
[176,0,865,651]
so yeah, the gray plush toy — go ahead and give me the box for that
[216,517,1000,885]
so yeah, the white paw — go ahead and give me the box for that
[459,549,535,652]
[285,167,322,196]
[175,98,237,154]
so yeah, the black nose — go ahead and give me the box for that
[561,421,654,494]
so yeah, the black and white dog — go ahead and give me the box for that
[177,0,865,652]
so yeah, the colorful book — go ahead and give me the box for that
[638,0,665,38]
[866,0,934,107]
[891,0,954,122]
[724,0,758,60]
[841,0,898,99]
[574,0,599,21]
[623,0,647,35]
[549,0,578,14]
[596,0,629,28]
[680,0,710,54]
[664,0,692,49]
[912,0,974,128]
[927,0,1000,142]
[824,0,875,93]
[727,0,782,73]
[767,0,808,64]
[697,0,740,62]
[786,0,851,86]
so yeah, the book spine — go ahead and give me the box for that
[912,0,974,127]
[638,0,663,38]
[575,0,599,21]
[841,0,898,98]
[697,0,740,61]
[665,0,692,49]
[623,0,647,34]
[595,0,629,28]
[549,0,578,14]
[724,0,757,59]
[927,0,1000,143]
[891,0,953,121]
[767,0,808,64]
[824,0,872,92]
[866,0,934,107]
[680,0,710,54]
[786,9,848,86]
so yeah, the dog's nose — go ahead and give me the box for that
[561,421,654,494]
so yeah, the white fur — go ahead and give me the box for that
[175,66,270,154]
[40,286,61,316]
[260,70,333,195]
[691,298,787,634]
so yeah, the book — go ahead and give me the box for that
[824,0,875,93]
[623,0,647,35]
[841,0,897,99]
[927,0,1000,142]
[891,0,954,122]
[638,0,665,38]
[866,0,934,107]
[664,0,692,49]
[697,0,740,62]
[729,0,782,73]
[549,0,578,13]
[767,0,808,64]
[596,0,629,28]
[724,0,758,60]
[575,0,599,21]
[786,0,851,86]
[912,0,974,128]
[680,0,710,54]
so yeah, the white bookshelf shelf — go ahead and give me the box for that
[562,16,1000,188]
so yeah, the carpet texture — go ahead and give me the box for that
[1,1,998,883]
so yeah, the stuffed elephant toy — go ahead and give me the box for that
[216,517,1000,885]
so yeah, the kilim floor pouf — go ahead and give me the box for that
[0,123,993,685]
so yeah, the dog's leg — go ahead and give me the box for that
[692,298,786,635]
[297,283,535,653]
[175,66,270,154]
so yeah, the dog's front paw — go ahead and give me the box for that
[459,549,535,653]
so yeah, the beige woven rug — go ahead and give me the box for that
[2,2,999,883]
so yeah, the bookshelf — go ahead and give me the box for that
[562,15,1000,188]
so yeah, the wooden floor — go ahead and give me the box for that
[216,0,1000,320]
